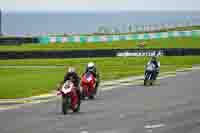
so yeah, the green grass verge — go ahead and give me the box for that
[0,56,200,98]
[0,37,200,51]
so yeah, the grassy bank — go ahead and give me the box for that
[0,56,200,98]
[0,37,200,52]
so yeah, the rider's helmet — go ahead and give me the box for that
[151,56,157,62]
[87,62,95,72]
[68,66,75,73]
[67,67,76,81]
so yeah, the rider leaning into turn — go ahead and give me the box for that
[62,67,81,99]
[84,62,100,89]
[146,56,160,79]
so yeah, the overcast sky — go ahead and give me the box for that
[0,0,199,12]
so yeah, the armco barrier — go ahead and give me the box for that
[1,30,200,45]
[0,37,38,45]
[38,30,200,44]
[0,48,200,59]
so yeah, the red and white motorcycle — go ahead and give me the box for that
[80,72,97,100]
[57,80,80,115]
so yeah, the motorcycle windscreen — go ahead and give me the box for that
[62,81,73,94]
[85,72,93,82]
[146,63,155,71]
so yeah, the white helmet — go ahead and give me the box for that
[88,62,94,68]
[68,67,75,73]
[87,62,95,71]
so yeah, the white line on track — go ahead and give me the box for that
[144,124,166,129]
[80,131,88,133]
[0,74,177,112]
[119,114,126,119]
[100,74,176,91]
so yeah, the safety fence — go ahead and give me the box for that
[0,30,200,45]
[38,30,200,44]
[1,48,200,59]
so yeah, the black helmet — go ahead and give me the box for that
[151,56,157,61]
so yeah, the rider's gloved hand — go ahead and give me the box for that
[56,83,61,91]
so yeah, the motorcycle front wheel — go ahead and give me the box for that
[89,87,96,100]
[81,91,86,100]
[144,80,147,86]
[72,97,80,112]
[62,96,70,115]
[144,73,149,86]
[89,95,94,99]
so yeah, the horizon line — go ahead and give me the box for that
[1,8,200,13]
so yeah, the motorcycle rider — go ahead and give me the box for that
[84,62,100,89]
[61,67,81,100]
[145,56,160,80]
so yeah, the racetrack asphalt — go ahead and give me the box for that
[0,70,200,133]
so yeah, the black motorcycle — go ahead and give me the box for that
[144,63,157,86]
